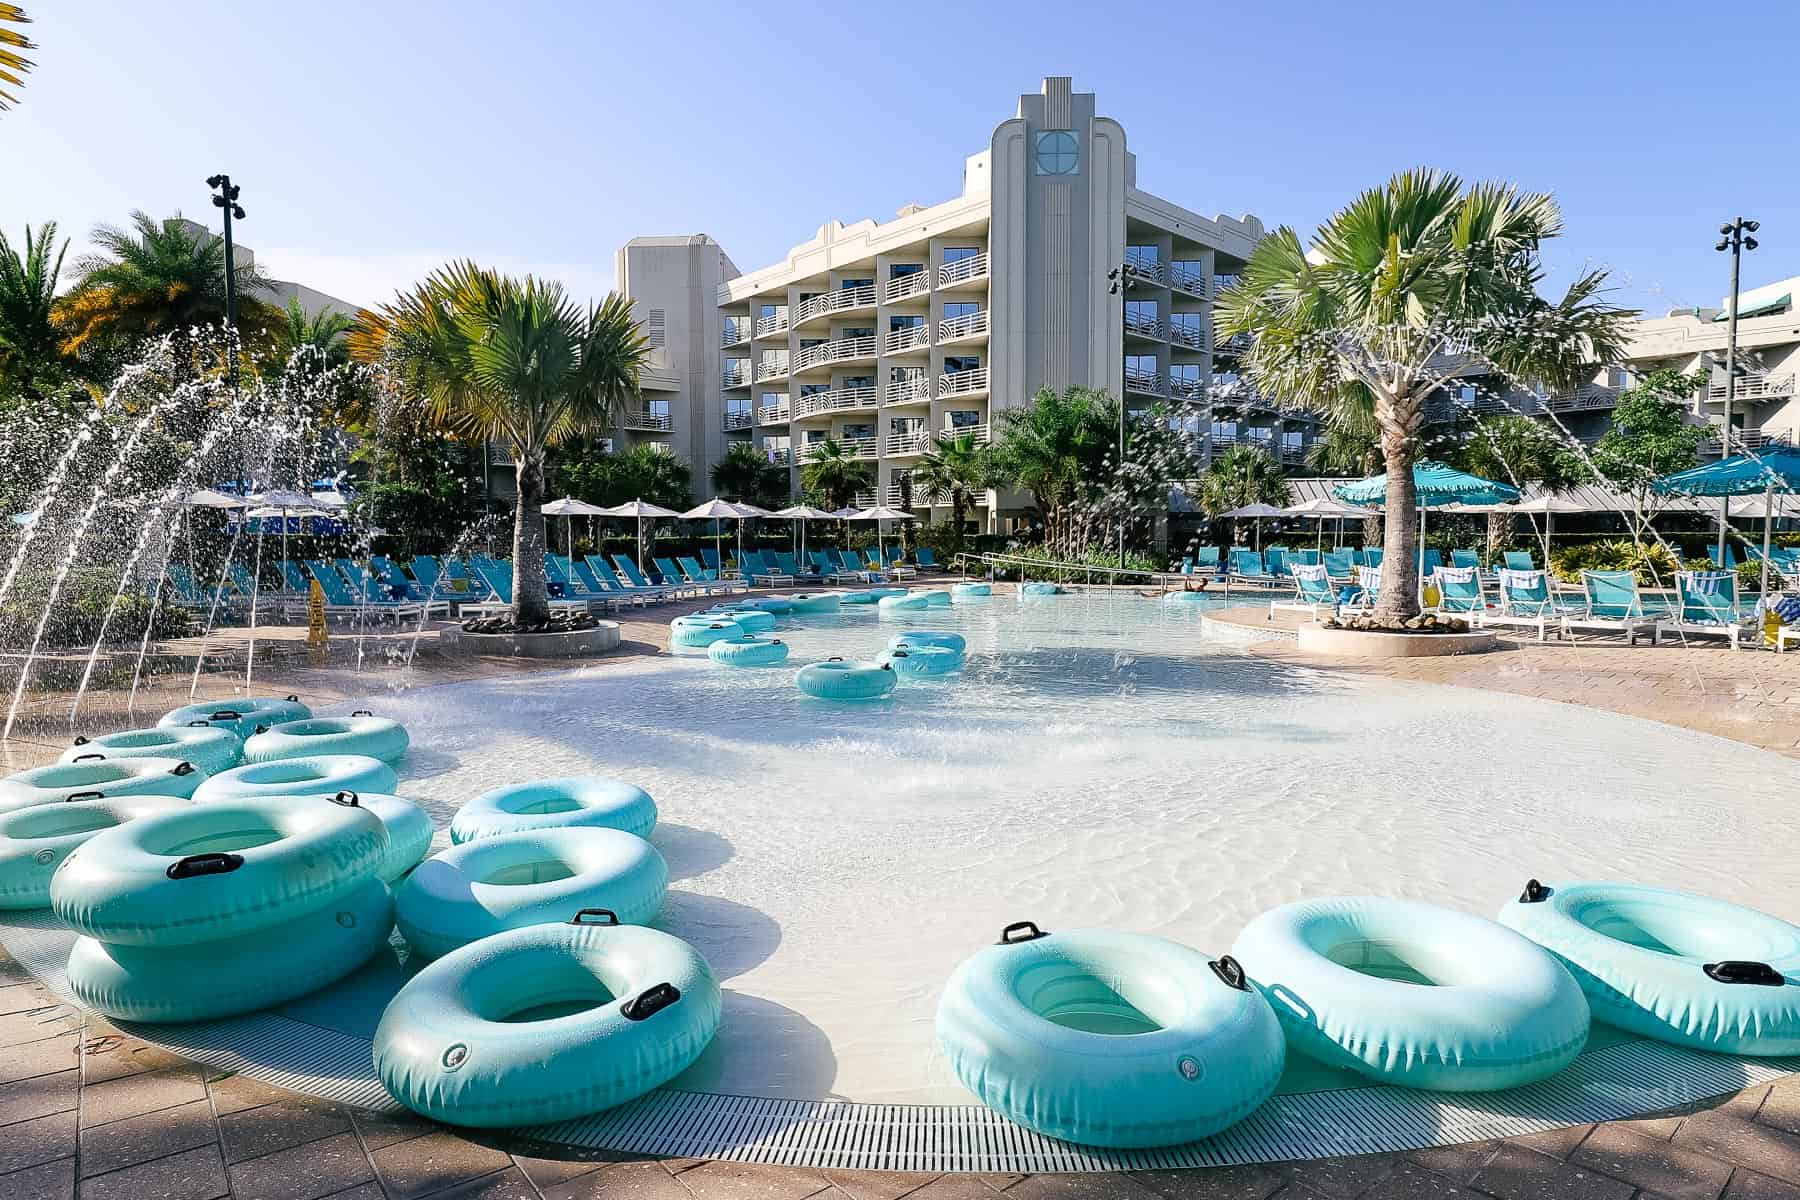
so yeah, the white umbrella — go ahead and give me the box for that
[177,488,248,510]
[543,497,608,560]
[1218,502,1287,551]
[851,505,915,568]
[828,506,861,550]
[600,499,681,576]
[248,488,322,593]
[1505,495,1588,564]
[682,498,752,572]
[1283,496,1374,550]
[772,504,834,564]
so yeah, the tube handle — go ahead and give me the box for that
[1210,955,1250,992]
[285,694,300,702]
[254,724,269,735]
[166,852,244,880]
[71,753,105,763]
[209,709,242,721]
[998,920,1048,945]
[65,790,105,802]
[351,709,373,717]
[171,761,196,776]
[1704,961,1784,987]
[330,790,360,807]
[1520,878,1550,904]
[622,982,682,1021]
[72,735,89,745]
[569,908,619,926]
[185,720,212,728]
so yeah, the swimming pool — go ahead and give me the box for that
[373,592,1800,1105]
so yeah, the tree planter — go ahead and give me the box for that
[440,620,621,659]
[1297,621,1497,658]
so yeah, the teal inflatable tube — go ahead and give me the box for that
[891,631,967,654]
[67,878,394,1023]
[0,795,190,910]
[881,645,961,677]
[1162,590,1212,605]
[952,582,992,599]
[878,593,929,615]
[243,713,409,765]
[1020,582,1067,597]
[0,757,204,814]
[337,792,434,884]
[786,592,841,613]
[192,754,397,804]
[707,634,790,667]
[707,607,775,632]
[1231,896,1589,1091]
[670,615,744,647]
[451,776,657,844]
[871,587,910,598]
[396,827,667,959]
[796,658,896,700]
[937,923,1285,1148]
[158,695,310,737]
[373,916,721,1128]
[62,726,241,776]
[51,793,388,947]
[839,589,879,605]
[920,589,952,608]
[743,595,797,614]
[1499,879,1800,1056]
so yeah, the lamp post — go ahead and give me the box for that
[207,174,245,385]
[1713,216,1759,563]
[1107,265,1128,568]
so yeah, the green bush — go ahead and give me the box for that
[987,543,1162,581]
[0,567,194,650]
[1549,538,1683,587]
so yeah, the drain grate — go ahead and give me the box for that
[7,913,1793,1172]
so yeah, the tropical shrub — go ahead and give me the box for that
[1549,538,1683,586]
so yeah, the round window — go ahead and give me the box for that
[1035,130,1079,176]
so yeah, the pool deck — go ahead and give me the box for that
[4,583,1800,1197]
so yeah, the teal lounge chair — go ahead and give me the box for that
[306,560,425,620]
[281,560,310,594]
[1666,571,1745,649]
[1194,547,1221,570]
[1564,570,1660,645]
[1451,549,1480,570]
[1486,568,1569,641]
[585,555,672,603]
[1271,563,1337,620]
[1342,563,1381,612]
[1418,548,1442,578]
[916,547,939,570]
[1264,548,1291,579]
[652,557,687,587]
[1431,565,1484,616]
[1295,549,1322,566]
[166,564,238,612]
[1503,551,1535,572]
[1707,544,1740,570]
[612,555,660,590]
[1323,550,1355,580]
[1228,549,1273,582]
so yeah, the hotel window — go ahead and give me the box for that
[1125,354,1157,377]
[1126,244,1160,271]
[890,263,924,278]
[725,398,752,420]
[942,301,980,320]
[842,278,872,290]
[943,246,979,265]
[890,315,924,330]
[947,410,981,429]
[804,429,828,444]
[890,366,926,384]
[799,383,829,397]
[843,423,874,441]
[841,327,874,340]
[1170,363,1202,384]
[646,399,670,420]
[759,303,782,319]
[1211,421,1237,440]
[842,376,874,390]
[943,355,981,374]
[1125,300,1159,329]
[889,416,924,435]
[1282,430,1304,452]
[1169,312,1203,339]
[1035,130,1079,175]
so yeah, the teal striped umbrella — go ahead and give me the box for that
[1333,461,1521,508]
[1653,446,1800,593]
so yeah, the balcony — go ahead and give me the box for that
[1543,384,1620,413]
[1123,258,1167,286]
[1212,273,1242,297]
[801,436,879,461]
[757,397,790,424]
[1215,332,1253,356]
[793,386,880,418]
[882,429,932,456]
[722,320,752,347]
[754,353,790,383]
[623,410,673,432]
[1169,263,1207,296]
[1699,371,1796,406]
[792,335,878,373]
[883,324,931,356]
[884,269,932,304]
[754,310,789,339]
[794,284,878,328]
[936,422,990,447]
[1699,428,1781,457]
[1168,322,1207,352]
[1124,313,1164,341]
[937,366,989,399]
[852,490,878,509]
[938,251,989,290]
[938,309,989,345]
[1125,368,1166,397]
[722,362,750,389]
[1169,375,1207,402]
[883,375,933,407]
[723,409,753,432]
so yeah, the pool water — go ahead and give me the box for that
[369,592,1800,1104]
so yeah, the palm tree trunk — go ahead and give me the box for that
[1485,511,1509,561]
[1374,394,1421,624]
[512,452,550,626]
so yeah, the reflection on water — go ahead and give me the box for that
[350,593,1800,1103]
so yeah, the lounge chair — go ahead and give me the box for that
[1271,563,1338,621]
[612,555,665,592]
[585,555,676,603]
[1295,549,1322,566]
[1343,563,1381,612]
[1431,565,1484,617]
[882,547,917,579]
[738,551,791,587]
[1483,569,1570,641]
[1322,550,1355,581]
[915,547,940,570]
[1563,570,1660,645]
[677,555,715,582]
[1193,547,1221,571]
[1503,551,1535,572]
[1418,548,1443,578]
[772,552,818,582]
[1228,549,1276,584]
[1264,548,1292,579]
[165,564,240,613]
[281,560,311,594]
[1451,549,1481,571]
[305,559,428,621]
[469,561,591,618]
[1664,571,1747,649]
[1707,544,1740,570]
[652,557,689,588]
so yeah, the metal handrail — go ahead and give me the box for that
[950,550,1213,598]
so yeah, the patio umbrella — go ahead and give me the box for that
[542,497,608,559]
[1335,462,1520,577]
[1282,496,1374,550]
[681,498,751,572]
[247,488,318,593]
[772,504,834,564]
[829,506,862,550]
[599,499,682,576]
[1504,495,1588,567]
[851,505,915,567]
[1654,446,1800,595]
[1218,502,1288,552]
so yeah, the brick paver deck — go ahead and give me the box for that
[3,584,1797,1197]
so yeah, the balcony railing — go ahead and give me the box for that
[721,320,751,347]
[793,386,880,418]
[852,490,878,509]
[937,366,989,398]
[1215,332,1253,355]
[723,409,753,431]
[883,375,933,406]
[1124,314,1164,340]
[1543,384,1620,412]
[938,309,989,343]
[754,310,789,339]
[1699,428,1780,456]
[938,251,989,288]
[1169,375,1206,401]
[801,435,878,461]
[1124,258,1167,285]
[757,397,790,424]
[755,353,790,382]
[939,422,990,446]
[1125,369,1165,396]
[1700,372,1796,404]
[883,324,930,355]
[624,410,673,431]
[722,363,750,389]
[884,269,932,304]
[794,284,878,326]
[792,335,878,373]
[1169,263,1207,295]
[1212,273,1242,296]
[882,429,933,456]
[1168,322,1207,351]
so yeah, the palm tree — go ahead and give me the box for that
[710,440,786,507]
[1456,413,1586,558]
[989,385,1118,556]
[1216,168,1633,623]
[54,211,280,364]
[0,222,69,397]
[271,296,353,369]
[801,438,873,510]
[0,5,33,113]
[1196,444,1291,554]
[910,432,991,555]
[354,261,649,626]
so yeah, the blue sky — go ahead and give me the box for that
[4,1,1796,316]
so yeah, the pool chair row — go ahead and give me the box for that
[740,548,924,587]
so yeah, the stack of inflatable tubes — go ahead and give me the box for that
[192,754,397,804]
[451,777,657,845]
[670,615,744,647]
[157,695,311,737]
[796,658,896,700]
[937,923,1284,1148]
[951,582,992,599]
[396,827,667,959]
[61,725,241,776]
[838,589,880,605]
[271,791,434,885]
[739,595,796,614]
[0,757,206,815]
[243,713,409,765]
[878,592,929,615]
[374,915,720,1126]
[0,796,191,910]
[52,794,395,1022]
[707,634,789,667]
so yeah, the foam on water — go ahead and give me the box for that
[365,593,1800,1104]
